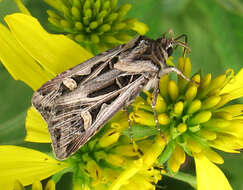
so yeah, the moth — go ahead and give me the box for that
[32,31,191,160]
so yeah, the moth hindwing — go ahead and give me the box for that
[32,33,190,160]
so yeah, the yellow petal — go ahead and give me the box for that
[25,107,51,143]
[32,180,43,190]
[5,13,93,75]
[132,21,149,35]
[0,146,68,190]
[195,156,233,190]
[0,23,52,90]
[223,88,243,101]
[218,104,243,117]
[109,135,165,190]
[13,180,24,190]
[221,68,243,94]
[209,134,243,153]
[45,180,55,190]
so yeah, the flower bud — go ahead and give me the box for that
[178,57,191,91]
[188,111,212,125]
[32,180,42,190]
[91,34,100,43]
[187,100,202,114]
[113,144,139,157]
[105,154,126,166]
[185,86,197,101]
[45,180,55,190]
[132,21,149,35]
[186,138,202,153]
[129,110,155,126]
[71,6,81,19]
[60,19,72,28]
[159,74,169,99]
[198,73,211,98]
[174,101,184,116]
[202,95,221,110]
[177,123,187,133]
[158,113,170,125]
[199,129,217,140]
[75,22,83,30]
[99,129,120,147]
[168,80,179,101]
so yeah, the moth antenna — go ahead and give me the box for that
[174,41,191,54]
[174,34,188,43]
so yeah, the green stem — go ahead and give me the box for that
[164,171,197,189]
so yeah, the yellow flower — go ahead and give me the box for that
[130,57,243,189]
[0,146,67,190]
[0,13,90,189]
[44,0,148,53]
[0,13,163,190]
[195,156,232,190]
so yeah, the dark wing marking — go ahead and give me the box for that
[50,72,149,159]
[31,35,148,160]
[31,36,142,118]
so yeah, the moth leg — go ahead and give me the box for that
[159,66,192,82]
[123,107,139,153]
[151,77,166,141]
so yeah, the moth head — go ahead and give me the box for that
[158,30,191,59]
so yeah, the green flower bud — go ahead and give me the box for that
[48,17,60,27]
[111,0,118,9]
[73,0,81,8]
[202,95,221,110]
[105,13,118,23]
[89,21,98,29]
[177,123,187,133]
[60,19,72,28]
[112,22,126,31]
[188,111,212,125]
[45,0,147,53]
[187,100,202,114]
[158,113,170,125]
[118,4,132,17]
[75,22,83,30]
[98,24,111,33]
[91,34,100,43]
[168,80,179,102]
[174,101,184,116]
[74,34,85,42]
[71,6,81,20]
[103,35,119,44]
[185,86,197,101]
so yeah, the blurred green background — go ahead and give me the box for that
[0,0,242,189]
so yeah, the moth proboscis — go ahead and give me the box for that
[32,31,191,160]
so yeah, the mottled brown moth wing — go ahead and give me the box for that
[32,36,154,159]
[32,34,190,160]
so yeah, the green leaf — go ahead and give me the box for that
[164,171,197,189]
[52,168,73,183]
[122,124,158,139]
[157,140,175,164]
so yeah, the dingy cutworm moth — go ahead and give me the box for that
[32,31,191,160]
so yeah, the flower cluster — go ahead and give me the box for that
[0,2,241,189]
[45,0,148,53]
[130,57,243,174]
[69,112,165,190]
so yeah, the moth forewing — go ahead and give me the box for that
[32,34,191,160]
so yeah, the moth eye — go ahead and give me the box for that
[167,47,173,57]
